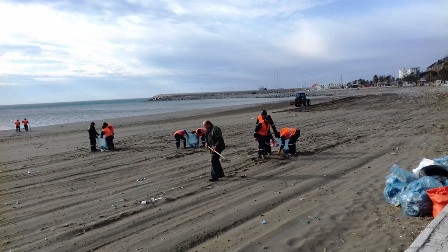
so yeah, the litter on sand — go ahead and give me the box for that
[384,155,448,217]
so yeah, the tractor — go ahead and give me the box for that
[294,92,311,107]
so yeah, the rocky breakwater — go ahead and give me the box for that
[148,89,299,101]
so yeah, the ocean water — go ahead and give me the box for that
[0,98,287,131]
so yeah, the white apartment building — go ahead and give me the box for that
[399,67,420,78]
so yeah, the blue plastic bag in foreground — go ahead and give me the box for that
[399,176,443,216]
[384,164,418,206]
[434,155,448,169]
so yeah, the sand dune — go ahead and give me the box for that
[1,87,447,252]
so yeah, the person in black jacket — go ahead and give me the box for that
[203,120,225,181]
[88,122,100,152]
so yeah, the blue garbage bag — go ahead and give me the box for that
[277,138,290,152]
[434,155,448,169]
[399,176,443,216]
[187,133,199,148]
[384,164,418,206]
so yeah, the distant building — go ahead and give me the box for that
[399,67,420,78]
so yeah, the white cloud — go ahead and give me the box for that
[0,0,447,105]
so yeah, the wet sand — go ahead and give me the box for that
[1,86,447,251]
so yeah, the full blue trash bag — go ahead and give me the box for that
[277,138,290,152]
[434,155,448,169]
[98,137,107,150]
[444,179,448,186]
[399,176,443,216]
[384,165,418,206]
[187,133,199,148]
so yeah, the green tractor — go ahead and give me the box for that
[294,92,311,107]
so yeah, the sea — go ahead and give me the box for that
[0,97,288,131]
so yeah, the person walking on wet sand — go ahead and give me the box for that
[203,120,225,181]
[22,118,29,131]
[88,122,100,152]
[15,120,21,132]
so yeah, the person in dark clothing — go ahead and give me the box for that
[253,115,276,159]
[203,120,225,181]
[88,122,100,152]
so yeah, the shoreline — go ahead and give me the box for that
[0,99,295,137]
[3,86,437,136]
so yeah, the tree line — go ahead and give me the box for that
[346,66,448,87]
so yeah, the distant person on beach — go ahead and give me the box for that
[192,127,207,147]
[173,130,188,149]
[88,122,100,152]
[254,115,276,159]
[203,120,225,181]
[101,124,115,150]
[274,127,301,155]
[22,118,29,131]
[15,120,21,132]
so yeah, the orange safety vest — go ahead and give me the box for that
[22,120,28,125]
[280,128,297,140]
[257,115,264,123]
[256,120,271,136]
[196,128,206,137]
[108,124,114,134]
[15,121,20,126]
[174,130,185,136]
[103,127,113,138]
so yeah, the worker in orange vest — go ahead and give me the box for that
[192,128,207,147]
[253,115,276,159]
[103,122,114,135]
[100,125,115,150]
[15,120,21,133]
[174,129,188,149]
[255,110,268,124]
[274,127,301,155]
[22,118,29,131]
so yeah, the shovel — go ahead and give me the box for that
[207,146,226,160]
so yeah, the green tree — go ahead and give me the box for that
[403,73,418,83]
[425,70,438,82]
[373,75,379,84]
[439,67,448,81]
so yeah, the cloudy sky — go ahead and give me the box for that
[0,0,447,105]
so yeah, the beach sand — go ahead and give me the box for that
[1,87,447,252]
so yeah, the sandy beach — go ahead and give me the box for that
[1,86,447,252]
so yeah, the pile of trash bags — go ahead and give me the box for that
[384,155,448,217]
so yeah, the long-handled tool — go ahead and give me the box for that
[207,146,226,160]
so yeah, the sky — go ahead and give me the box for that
[0,0,447,105]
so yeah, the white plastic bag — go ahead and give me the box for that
[413,158,435,177]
